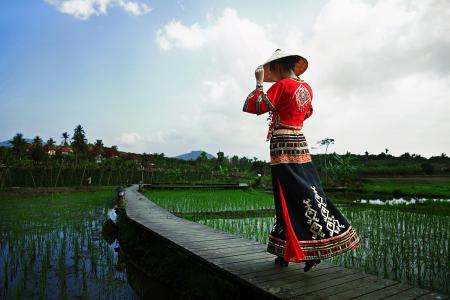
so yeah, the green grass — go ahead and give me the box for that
[361,177,450,197]
[0,188,134,299]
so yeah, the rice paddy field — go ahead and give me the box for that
[145,189,450,294]
[0,188,136,299]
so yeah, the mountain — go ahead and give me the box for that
[175,150,215,161]
[0,138,35,147]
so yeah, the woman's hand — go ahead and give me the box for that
[255,65,264,84]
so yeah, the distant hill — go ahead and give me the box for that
[175,150,215,160]
[0,138,34,147]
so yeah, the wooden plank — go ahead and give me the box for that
[238,263,307,281]
[179,237,259,246]
[260,266,360,298]
[170,237,246,245]
[372,286,431,299]
[286,273,370,299]
[196,246,267,260]
[209,252,273,266]
[151,231,238,242]
[353,283,415,299]
[195,243,265,254]
[223,257,286,275]
[256,264,350,290]
[319,274,399,299]
[181,241,262,252]
[247,264,337,285]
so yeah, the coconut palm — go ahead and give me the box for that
[31,136,46,161]
[71,125,88,163]
[46,138,56,147]
[61,132,70,146]
[11,133,27,160]
[94,139,104,151]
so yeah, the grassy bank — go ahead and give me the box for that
[360,176,450,198]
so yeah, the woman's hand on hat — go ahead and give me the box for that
[255,65,264,84]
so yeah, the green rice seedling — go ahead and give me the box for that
[4,257,8,294]
[73,237,79,274]
[145,189,275,213]
[38,257,47,300]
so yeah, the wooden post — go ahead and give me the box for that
[54,159,64,188]
[29,169,36,188]
[80,164,86,186]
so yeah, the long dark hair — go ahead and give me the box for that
[269,56,299,72]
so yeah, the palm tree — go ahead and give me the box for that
[31,136,46,161]
[71,125,88,163]
[11,133,27,160]
[61,132,70,146]
[94,139,104,149]
[32,136,43,146]
[46,138,56,147]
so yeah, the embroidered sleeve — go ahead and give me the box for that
[242,81,284,115]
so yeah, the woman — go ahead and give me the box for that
[243,49,360,272]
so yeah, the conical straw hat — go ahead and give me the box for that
[262,49,308,82]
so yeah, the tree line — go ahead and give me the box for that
[0,126,449,189]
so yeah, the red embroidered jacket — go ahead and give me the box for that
[243,77,313,140]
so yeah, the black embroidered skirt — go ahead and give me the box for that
[266,129,360,262]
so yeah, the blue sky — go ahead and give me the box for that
[1,0,449,160]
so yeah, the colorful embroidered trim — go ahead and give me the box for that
[270,132,312,165]
[255,94,263,115]
[272,129,302,135]
[267,226,361,261]
[293,84,311,112]
[262,94,275,111]
[243,88,258,112]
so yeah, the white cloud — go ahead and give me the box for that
[116,130,188,154]
[306,0,450,95]
[45,0,151,20]
[118,132,144,145]
[156,21,206,50]
[153,2,449,159]
[118,0,151,16]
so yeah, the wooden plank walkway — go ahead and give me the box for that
[123,185,448,300]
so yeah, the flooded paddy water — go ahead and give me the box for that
[0,188,138,299]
